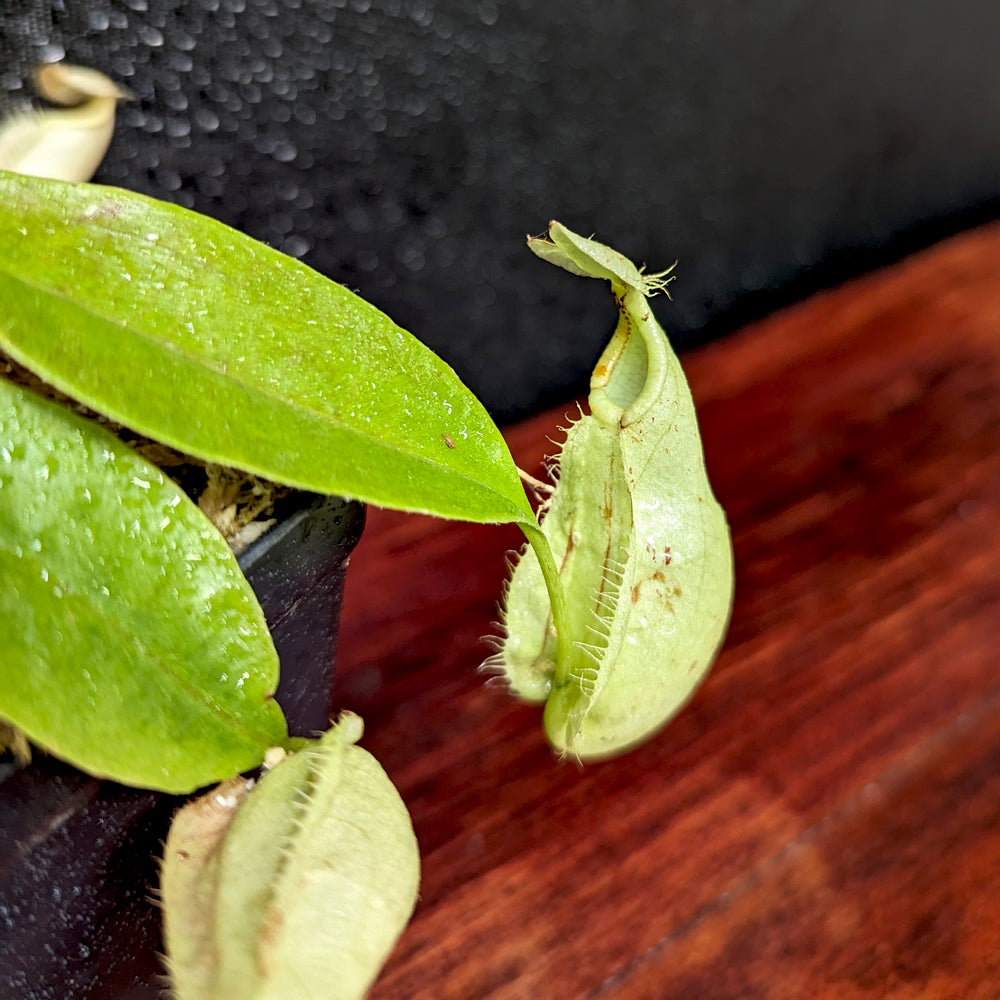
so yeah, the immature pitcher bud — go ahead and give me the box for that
[161,714,420,1000]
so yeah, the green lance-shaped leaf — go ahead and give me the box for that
[0,379,287,792]
[495,222,734,760]
[162,715,420,1000]
[0,170,534,527]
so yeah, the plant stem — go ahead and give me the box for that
[520,521,572,687]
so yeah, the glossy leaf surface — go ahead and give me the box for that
[0,170,534,526]
[0,380,287,792]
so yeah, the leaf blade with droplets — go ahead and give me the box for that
[0,379,287,793]
[0,171,534,526]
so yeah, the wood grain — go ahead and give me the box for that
[337,223,1000,1000]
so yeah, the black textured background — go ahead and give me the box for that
[3,0,999,420]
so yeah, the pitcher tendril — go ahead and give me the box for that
[494,222,734,761]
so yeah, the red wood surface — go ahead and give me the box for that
[337,224,1000,1000]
